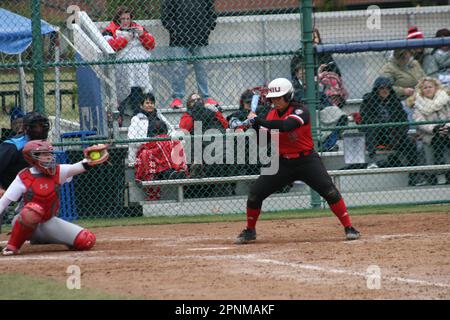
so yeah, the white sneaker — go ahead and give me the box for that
[367,162,379,169]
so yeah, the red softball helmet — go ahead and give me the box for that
[22,140,56,176]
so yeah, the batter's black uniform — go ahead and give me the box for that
[236,101,360,243]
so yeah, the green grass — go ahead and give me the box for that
[0,274,130,300]
[0,68,78,128]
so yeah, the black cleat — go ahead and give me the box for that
[235,228,257,244]
[345,226,360,240]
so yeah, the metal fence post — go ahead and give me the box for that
[302,0,322,208]
[31,0,45,114]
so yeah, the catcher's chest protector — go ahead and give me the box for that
[19,166,61,220]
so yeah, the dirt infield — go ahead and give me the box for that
[1,212,449,299]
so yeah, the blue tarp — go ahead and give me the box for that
[75,53,106,137]
[0,8,55,54]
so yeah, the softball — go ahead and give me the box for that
[89,151,101,160]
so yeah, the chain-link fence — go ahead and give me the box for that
[0,1,449,225]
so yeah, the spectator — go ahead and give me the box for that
[0,112,49,198]
[227,89,270,130]
[161,0,218,108]
[102,6,156,126]
[290,56,345,151]
[412,77,450,185]
[179,93,228,133]
[227,89,268,178]
[227,89,254,130]
[313,28,342,76]
[134,119,188,201]
[406,26,430,70]
[290,54,333,109]
[127,93,168,164]
[381,49,426,99]
[9,107,24,136]
[1,107,24,143]
[423,28,450,85]
[380,48,426,123]
[360,77,420,185]
[308,30,348,108]
[179,92,229,197]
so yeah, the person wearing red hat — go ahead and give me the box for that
[407,26,424,40]
[407,26,430,70]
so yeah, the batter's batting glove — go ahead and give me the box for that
[83,144,110,166]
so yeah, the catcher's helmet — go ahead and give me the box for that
[23,140,56,176]
[23,112,50,140]
[266,78,294,101]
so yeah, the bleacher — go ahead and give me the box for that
[122,95,450,213]
[68,8,450,215]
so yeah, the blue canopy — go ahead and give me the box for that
[0,8,55,55]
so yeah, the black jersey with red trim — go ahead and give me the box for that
[264,104,313,154]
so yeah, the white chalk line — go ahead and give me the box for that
[343,232,450,244]
[187,247,234,251]
[194,253,450,290]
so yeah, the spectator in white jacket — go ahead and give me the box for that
[412,77,450,184]
[127,93,168,164]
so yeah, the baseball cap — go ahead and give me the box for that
[10,107,25,122]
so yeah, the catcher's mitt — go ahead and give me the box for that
[83,144,109,166]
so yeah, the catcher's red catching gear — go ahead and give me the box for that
[83,144,110,166]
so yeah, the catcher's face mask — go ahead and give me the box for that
[32,151,57,176]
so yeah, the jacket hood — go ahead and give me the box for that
[372,77,393,91]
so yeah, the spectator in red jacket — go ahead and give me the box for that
[102,6,155,52]
[179,93,231,197]
[102,6,156,127]
[179,93,228,133]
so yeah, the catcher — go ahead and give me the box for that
[0,140,109,255]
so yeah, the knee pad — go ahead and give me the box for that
[73,229,96,251]
[19,202,45,228]
[323,186,342,205]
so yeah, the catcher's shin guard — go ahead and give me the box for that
[73,229,96,251]
[6,220,35,255]
[5,203,46,254]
